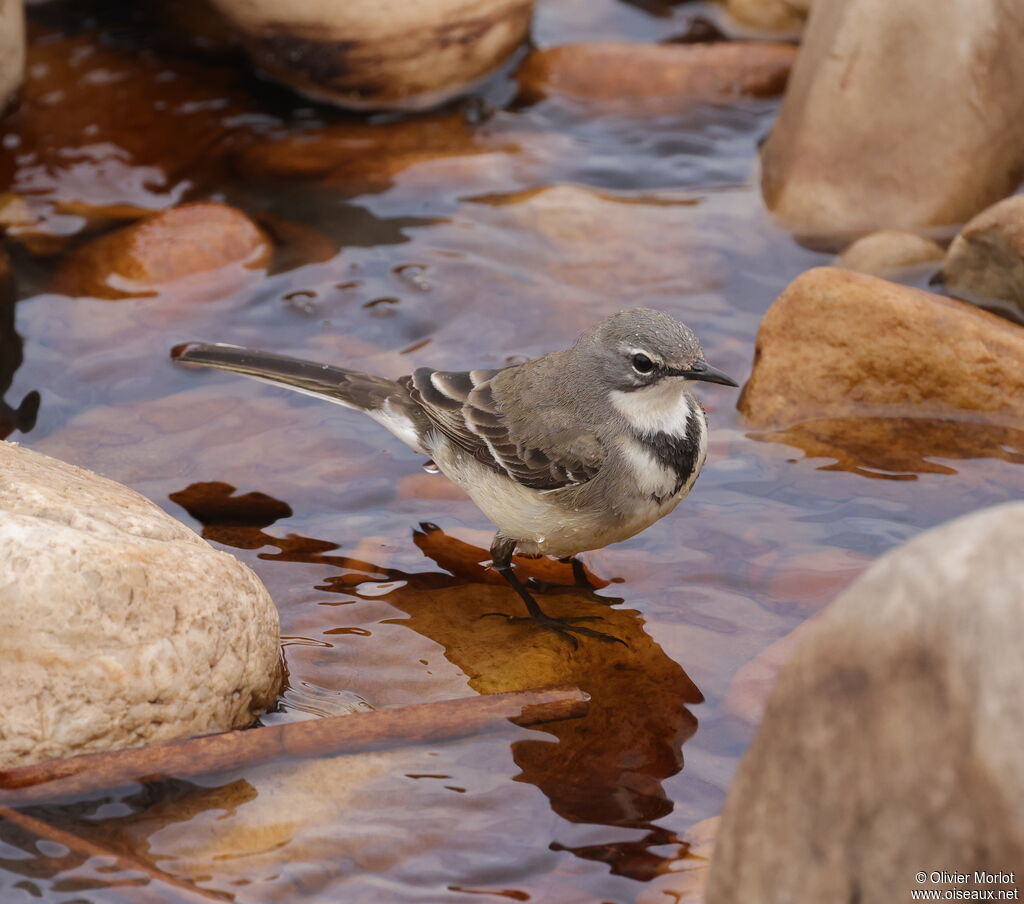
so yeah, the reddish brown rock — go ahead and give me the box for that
[54,202,271,301]
[760,0,1024,237]
[739,267,1024,428]
[1,30,260,253]
[942,194,1024,317]
[237,112,519,191]
[516,41,797,113]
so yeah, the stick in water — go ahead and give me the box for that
[0,685,589,805]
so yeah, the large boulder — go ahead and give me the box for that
[706,502,1024,902]
[208,0,535,111]
[760,0,1024,238]
[942,194,1024,318]
[0,442,282,768]
[739,267,1024,428]
[516,42,796,113]
[0,0,24,111]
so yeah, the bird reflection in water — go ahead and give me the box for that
[170,480,705,880]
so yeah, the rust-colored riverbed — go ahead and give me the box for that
[2,2,1022,902]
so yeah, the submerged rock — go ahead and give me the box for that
[516,41,796,113]
[739,267,1024,428]
[54,201,271,301]
[0,442,282,768]
[0,0,24,111]
[209,0,535,110]
[760,0,1024,237]
[835,230,944,277]
[706,502,1024,902]
[942,194,1024,318]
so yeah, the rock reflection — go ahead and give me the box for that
[171,482,705,881]
[750,416,1024,480]
[0,249,39,439]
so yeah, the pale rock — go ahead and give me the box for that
[0,0,24,110]
[725,0,812,33]
[208,0,535,111]
[835,230,944,277]
[942,194,1024,317]
[760,0,1024,238]
[706,502,1024,902]
[0,442,282,768]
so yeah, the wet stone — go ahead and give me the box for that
[0,441,282,768]
[54,201,271,301]
[739,267,1024,429]
[942,194,1024,319]
[516,41,797,114]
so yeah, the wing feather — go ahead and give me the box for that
[402,367,604,491]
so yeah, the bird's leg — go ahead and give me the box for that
[482,535,625,648]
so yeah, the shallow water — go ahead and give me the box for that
[2,2,1022,902]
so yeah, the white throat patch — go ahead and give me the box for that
[610,380,692,437]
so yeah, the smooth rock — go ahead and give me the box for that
[835,230,944,277]
[0,0,24,110]
[942,194,1024,317]
[706,502,1024,902]
[738,267,1024,428]
[209,0,535,111]
[516,41,796,113]
[760,0,1024,237]
[54,202,271,301]
[725,0,811,32]
[0,442,282,768]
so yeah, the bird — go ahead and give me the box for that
[171,309,737,646]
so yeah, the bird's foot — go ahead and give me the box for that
[480,611,627,648]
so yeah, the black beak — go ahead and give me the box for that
[672,360,738,387]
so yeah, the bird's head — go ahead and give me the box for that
[582,308,737,394]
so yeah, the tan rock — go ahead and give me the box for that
[738,267,1024,428]
[706,502,1024,903]
[0,0,24,110]
[516,41,796,113]
[942,194,1024,316]
[836,230,944,277]
[725,0,812,32]
[54,202,271,301]
[0,442,282,768]
[760,0,1024,237]
[209,0,535,110]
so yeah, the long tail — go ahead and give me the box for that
[171,342,430,453]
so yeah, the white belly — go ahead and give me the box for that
[430,438,697,558]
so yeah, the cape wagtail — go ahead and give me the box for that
[172,309,737,645]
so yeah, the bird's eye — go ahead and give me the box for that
[631,353,655,375]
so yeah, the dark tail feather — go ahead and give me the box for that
[171,342,401,413]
